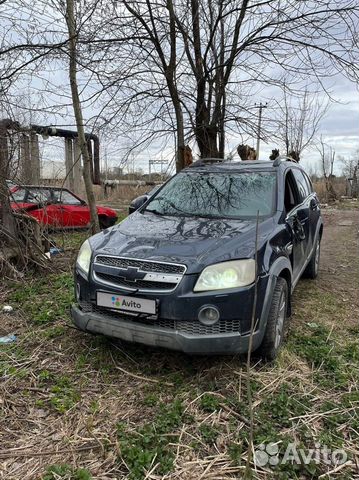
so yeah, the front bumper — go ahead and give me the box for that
[71,270,276,354]
[71,303,263,354]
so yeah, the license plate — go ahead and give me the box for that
[96,292,156,315]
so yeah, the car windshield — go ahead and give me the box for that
[144,171,276,219]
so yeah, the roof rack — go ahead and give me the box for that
[189,158,224,168]
[272,155,298,167]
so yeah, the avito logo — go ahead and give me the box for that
[111,296,122,307]
[112,296,142,309]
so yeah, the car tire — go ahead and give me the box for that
[303,239,320,279]
[99,215,111,230]
[257,277,288,362]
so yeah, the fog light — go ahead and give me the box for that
[198,306,220,326]
[76,282,81,301]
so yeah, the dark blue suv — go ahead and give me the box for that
[71,158,322,360]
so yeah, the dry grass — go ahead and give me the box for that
[0,207,358,480]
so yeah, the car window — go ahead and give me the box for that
[284,171,301,213]
[53,190,82,205]
[302,171,313,194]
[145,171,277,219]
[292,169,311,200]
[27,188,52,203]
[10,187,26,202]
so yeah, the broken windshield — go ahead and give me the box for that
[144,171,277,219]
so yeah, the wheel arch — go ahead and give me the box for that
[269,256,293,317]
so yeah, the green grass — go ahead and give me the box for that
[199,424,221,444]
[117,399,184,479]
[200,393,221,412]
[49,375,81,413]
[51,230,89,251]
[42,464,92,480]
[8,272,74,325]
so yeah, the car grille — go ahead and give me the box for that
[95,256,186,274]
[95,272,175,291]
[79,301,240,335]
[93,255,186,292]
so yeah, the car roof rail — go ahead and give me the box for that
[272,155,299,167]
[189,158,224,168]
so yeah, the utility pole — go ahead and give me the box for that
[255,102,268,160]
[104,145,108,181]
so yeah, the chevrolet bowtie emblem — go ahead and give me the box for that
[117,266,146,282]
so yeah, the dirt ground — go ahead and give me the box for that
[0,205,358,480]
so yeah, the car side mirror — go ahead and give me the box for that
[310,198,318,211]
[286,213,305,241]
[129,195,148,214]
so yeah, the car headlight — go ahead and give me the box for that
[193,259,255,292]
[76,239,92,275]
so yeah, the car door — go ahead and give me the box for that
[53,189,90,227]
[301,171,321,246]
[291,168,316,257]
[284,169,311,283]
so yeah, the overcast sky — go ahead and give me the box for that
[261,75,359,175]
[38,70,358,178]
[114,73,359,176]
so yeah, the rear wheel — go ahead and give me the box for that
[257,277,288,362]
[304,239,320,279]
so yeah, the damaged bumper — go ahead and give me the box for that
[71,303,263,355]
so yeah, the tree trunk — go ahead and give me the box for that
[218,101,226,158]
[168,82,185,172]
[0,124,16,240]
[65,0,99,234]
[196,125,220,158]
[175,108,185,172]
[352,166,358,198]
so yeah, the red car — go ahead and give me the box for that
[10,186,118,229]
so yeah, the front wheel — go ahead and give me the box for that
[257,277,289,362]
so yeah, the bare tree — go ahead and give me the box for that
[274,88,329,162]
[1,0,358,172]
[317,137,337,202]
[98,0,358,165]
[64,0,99,234]
[340,150,359,197]
[0,119,17,238]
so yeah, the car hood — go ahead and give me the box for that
[90,211,274,274]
